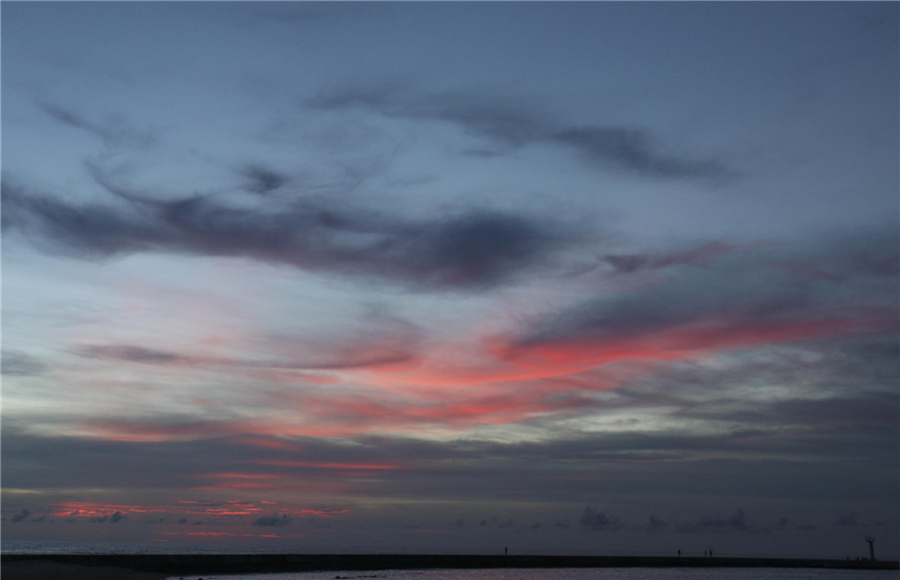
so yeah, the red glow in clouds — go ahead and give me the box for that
[48,502,166,517]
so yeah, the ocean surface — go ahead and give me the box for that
[165,569,900,580]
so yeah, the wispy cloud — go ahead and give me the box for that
[2,351,48,376]
[308,85,735,182]
[34,100,157,148]
[3,177,575,291]
[495,233,898,375]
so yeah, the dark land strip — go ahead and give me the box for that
[2,554,897,579]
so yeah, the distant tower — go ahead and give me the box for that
[865,535,875,561]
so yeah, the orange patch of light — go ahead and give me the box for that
[48,501,166,517]
[190,482,291,491]
[256,460,401,470]
[231,436,300,451]
[291,508,351,518]
[197,473,288,480]
[491,316,867,371]
[183,507,262,515]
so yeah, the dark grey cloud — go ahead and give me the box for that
[78,345,181,364]
[4,177,573,291]
[2,351,48,376]
[309,86,733,182]
[2,181,170,256]
[579,507,622,531]
[604,242,736,274]
[678,509,750,534]
[718,392,900,433]
[647,515,667,533]
[252,513,292,527]
[11,509,31,523]
[549,127,730,180]
[73,338,417,372]
[241,165,288,195]
[110,511,127,524]
[619,338,900,440]
[835,513,858,527]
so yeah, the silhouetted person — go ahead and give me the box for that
[505,547,508,555]
[677,550,681,557]
[710,549,713,557]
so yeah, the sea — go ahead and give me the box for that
[179,569,900,580]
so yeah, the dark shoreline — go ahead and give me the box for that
[3,554,898,577]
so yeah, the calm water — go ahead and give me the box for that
[167,569,900,580]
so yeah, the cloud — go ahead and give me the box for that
[647,515,667,533]
[678,509,750,533]
[549,127,731,180]
[491,233,898,378]
[308,86,733,182]
[2,351,48,376]
[241,165,288,195]
[73,334,419,374]
[835,513,858,527]
[110,511,127,524]
[78,345,182,364]
[579,506,622,531]
[1,181,171,256]
[11,509,31,523]
[34,100,156,148]
[604,242,736,274]
[4,177,573,291]
[252,513,292,527]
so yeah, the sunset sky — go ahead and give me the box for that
[2,2,898,559]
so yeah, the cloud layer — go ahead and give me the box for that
[3,178,574,290]
[308,86,734,181]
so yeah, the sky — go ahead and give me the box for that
[1,1,898,560]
